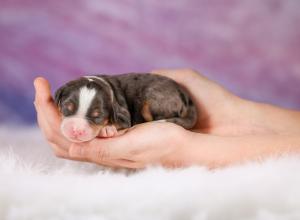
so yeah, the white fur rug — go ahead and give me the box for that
[0,126,300,220]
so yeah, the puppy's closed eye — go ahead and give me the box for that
[62,101,76,116]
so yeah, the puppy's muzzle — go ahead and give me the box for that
[61,117,98,142]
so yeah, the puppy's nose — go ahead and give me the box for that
[71,128,87,137]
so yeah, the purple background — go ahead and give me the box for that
[0,0,299,124]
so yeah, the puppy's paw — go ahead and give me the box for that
[98,125,118,138]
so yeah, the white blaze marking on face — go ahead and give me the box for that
[77,86,96,117]
[84,75,114,103]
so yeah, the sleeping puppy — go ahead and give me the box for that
[54,73,197,143]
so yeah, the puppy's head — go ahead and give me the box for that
[54,76,113,143]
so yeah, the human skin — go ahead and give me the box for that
[33,69,300,169]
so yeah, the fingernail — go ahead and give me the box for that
[33,77,41,88]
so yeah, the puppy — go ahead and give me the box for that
[54,73,197,143]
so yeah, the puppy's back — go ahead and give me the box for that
[103,73,198,129]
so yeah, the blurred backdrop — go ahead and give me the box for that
[0,0,299,125]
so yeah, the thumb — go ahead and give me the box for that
[68,140,113,162]
[34,77,53,105]
[68,135,129,162]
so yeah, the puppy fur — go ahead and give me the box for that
[55,73,197,141]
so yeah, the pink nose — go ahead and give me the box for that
[71,128,87,137]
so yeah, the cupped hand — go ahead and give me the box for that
[34,69,287,169]
[33,77,188,168]
[68,122,188,169]
[32,69,256,169]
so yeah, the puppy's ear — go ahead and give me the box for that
[92,76,131,129]
[54,85,67,106]
[111,103,131,129]
[108,83,131,128]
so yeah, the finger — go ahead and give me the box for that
[68,141,114,161]
[151,68,178,79]
[34,77,62,121]
[68,143,140,168]
[151,68,210,88]
[68,145,110,164]
[115,127,130,136]
[33,77,70,151]
[69,135,132,160]
[99,127,107,137]
[34,77,54,106]
[110,159,146,169]
[69,143,92,160]
[151,68,191,81]
[151,68,200,76]
[107,126,116,137]
[85,141,146,169]
[50,142,94,163]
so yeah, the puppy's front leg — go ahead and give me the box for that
[98,125,118,138]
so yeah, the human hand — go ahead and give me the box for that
[68,121,189,169]
[34,77,189,168]
[151,68,246,135]
[67,119,300,169]
[34,70,300,169]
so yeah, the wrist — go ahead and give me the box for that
[178,131,300,169]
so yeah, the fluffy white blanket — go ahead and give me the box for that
[0,127,300,220]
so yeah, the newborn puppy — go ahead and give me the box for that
[55,73,197,143]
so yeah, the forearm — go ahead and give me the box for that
[239,100,300,135]
[180,131,300,168]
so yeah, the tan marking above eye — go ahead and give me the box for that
[91,109,100,117]
[66,102,75,112]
